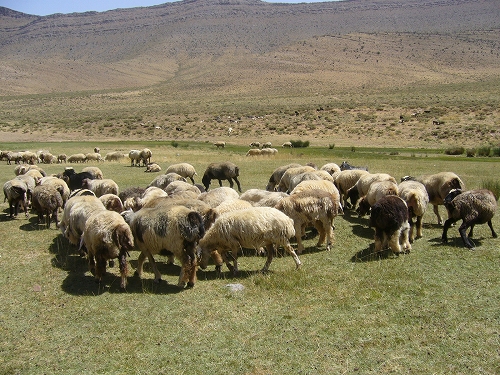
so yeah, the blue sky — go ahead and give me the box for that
[1,0,338,16]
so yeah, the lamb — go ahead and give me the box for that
[104,151,126,162]
[408,172,465,225]
[165,163,197,184]
[398,180,429,242]
[82,210,134,289]
[356,180,399,217]
[62,168,94,191]
[276,165,316,192]
[67,153,87,163]
[441,189,497,249]
[148,173,186,189]
[145,163,162,173]
[369,195,411,255]
[3,178,30,218]
[213,141,226,149]
[202,162,242,192]
[99,194,124,213]
[320,163,341,176]
[266,163,301,191]
[130,204,205,288]
[347,173,397,209]
[275,189,342,254]
[128,150,142,167]
[198,207,301,276]
[31,184,64,228]
[140,148,152,166]
[240,188,288,207]
[81,166,103,180]
[198,186,240,208]
[81,178,119,197]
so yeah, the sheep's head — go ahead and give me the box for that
[444,188,462,206]
[401,175,415,182]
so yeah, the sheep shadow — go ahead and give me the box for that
[428,235,484,250]
[19,216,58,231]
[350,244,404,263]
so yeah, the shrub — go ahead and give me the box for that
[477,146,491,157]
[466,149,476,157]
[481,179,500,201]
[492,147,500,157]
[171,141,179,148]
[444,146,465,155]
[328,144,335,149]
[290,140,310,148]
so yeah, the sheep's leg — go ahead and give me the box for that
[134,251,146,277]
[488,220,498,238]
[415,215,423,240]
[218,179,224,187]
[95,255,107,283]
[468,224,475,238]
[284,243,301,269]
[261,244,274,273]
[441,218,458,243]
[119,252,128,289]
[389,228,402,255]
[400,222,411,253]
[294,222,304,254]
[433,204,442,225]
[189,176,195,184]
[314,220,326,247]
[233,177,242,192]
[458,222,475,249]
[374,228,383,253]
[145,252,162,282]
[221,252,235,275]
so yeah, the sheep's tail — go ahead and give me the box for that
[234,166,240,177]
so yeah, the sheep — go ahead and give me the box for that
[398,180,429,242]
[130,204,205,287]
[6,151,23,164]
[202,162,242,192]
[15,174,38,198]
[41,152,57,164]
[347,173,397,209]
[148,173,186,189]
[21,151,38,165]
[62,168,94,192]
[213,141,226,149]
[93,147,100,154]
[165,163,197,184]
[145,163,162,173]
[128,149,142,167]
[58,154,67,163]
[164,180,202,199]
[82,210,134,289]
[290,179,340,198]
[262,142,272,148]
[332,169,370,209]
[246,148,262,156]
[3,178,30,218]
[356,180,399,217]
[282,142,293,148]
[31,184,64,228]
[275,189,342,254]
[123,187,168,212]
[81,178,119,197]
[14,164,46,177]
[67,153,87,163]
[85,153,103,163]
[198,207,301,276]
[240,188,288,207]
[99,194,124,213]
[260,148,278,156]
[266,163,302,191]
[104,151,126,162]
[249,142,261,148]
[441,189,497,249]
[369,195,411,255]
[213,199,253,215]
[276,165,316,192]
[287,170,334,193]
[140,148,152,166]
[408,172,465,225]
[59,195,106,247]
[198,186,240,208]
[24,169,44,181]
[81,166,103,180]
[38,176,71,206]
[320,163,341,176]
[340,161,368,171]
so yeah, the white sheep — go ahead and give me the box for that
[398,180,429,242]
[58,154,67,163]
[67,153,87,163]
[123,187,168,212]
[81,178,119,197]
[276,165,316,192]
[85,153,103,163]
[290,179,340,197]
[260,148,278,156]
[104,151,126,162]
[320,163,341,176]
[82,210,134,289]
[198,186,240,208]
[164,180,202,198]
[198,207,301,276]
[287,170,334,193]
[128,149,142,167]
[145,163,162,173]
[165,163,197,184]
[240,188,288,207]
[262,142,272,148]
[246,148,262,156]
[147,172,186,189]
[275,189,342,254]
[282,142,293,148]
[266,163,301,191]
[130,204,205,288]
[213,141,226,148]
[81,166,103,179]
[99,193,124,213]
[356,180,399,217]
[347,173,397,209]
[332,169,370,209]
[140,148,152,166]
[3,178,30,218]
[249,142,261,148]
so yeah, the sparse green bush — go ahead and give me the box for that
[290,140,310,148]
[492,147,500,157]
[328,144,335,149]
[481,179,500,201]
[171,141,179,148]
[466,149,476,157]
[445,146,465,155]
[477,146,491,157]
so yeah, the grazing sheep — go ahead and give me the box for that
[104,151,126,162]
[409,172,465,225]
[164,180,202,198]
[202,162,242,192]
[3,178,30,218]
[128,150,142,167]
[249,142,261,148]
[123,187,168,212]
[240,188,288,207]
[260,148,278,156]
[198,186,240,208]
[130,205,205,287]
[213,141,226,149]
[85,153,103,163]
[57,154,67,163]
[165,163,197,184]
[145,163,162,173]
[69,189,96,198]
[290,179,339,197]
[148,172,186,189]
[99,194,124,213]
[81,178,119,197]
[140,148,152,166]
[442,189,497,249]
[277,165,316,192]
[41,152,57,164]
[369,195,411,255]
[332,169,370,209]
[340,161,368,171]
[356,180,399,217]
[21,151,38,165]
[262,142,272,148]
[14,164,46,177]
[320,163,341,176]
[287,170,334,193]
[82,210,134,289]
[67,153,87,163]
[347,173,397,209]
[398,180,429,242]
[38,176,71,207]
[213,199,253,215]
[31,184,64,228]
[15,174,38,198]
[246,148,262,156]
[62,168,94,191]
[266,163,302,191]
[6,151,23,165]
[282,142,293,148]
[198,207,301,275]
[276,189,342,254]
[59,195,106,247]
[119,186,146,204]
[81,166,103,180]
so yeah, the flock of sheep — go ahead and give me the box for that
[2,147,498,290]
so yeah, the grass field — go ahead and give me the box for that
[0,142,499,374]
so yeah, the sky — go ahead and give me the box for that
[1,0,337,16]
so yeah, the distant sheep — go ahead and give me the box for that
[145,163,162,173]
[246,148,262,156]
[369,195,411,255]
[275,189,342,254]
[67,153,87,163]
[213,141,226,149]
[398,180,429,242]
[198,186,240,208]
[81,178,119,197]
[202,162,241,192]
[249,142,261,148]
[340,161,368,171]
[81,166,103,180]
[21,151,38,165]
[260,148,278,156]
[3,178,30,218]
[442,189,497,249]
[128,150,142,167]
[213,199,253,215]
[356,180,399,217]
[262,142,272,148]
[282,142,293,148]
[165,163,197,184]
[93,147,100,154]
[82,210,134,289]
[57,154,67,163]
[266,163,301,191]
[140,148,152,166]
[104,151,126,162]
[198,207,301,275]
[85,153,103,163]
[130,205,205,287]
[31,184,64,228]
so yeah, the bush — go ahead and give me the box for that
[466,149,476,157]
[328,144,335,149]
[171,141,179,148]
[445,146,465,155]
[492,147,500,157]
[290,140,310,148]
[481,179,500,201]
[477,146,491,157]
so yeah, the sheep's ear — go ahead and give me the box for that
[204,209,218,230]
[114,226,134,251]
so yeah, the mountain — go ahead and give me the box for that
[0,0,499,96]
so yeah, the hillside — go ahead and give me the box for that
[0,0,499,147]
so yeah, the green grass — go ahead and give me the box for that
[0,142,499,374]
